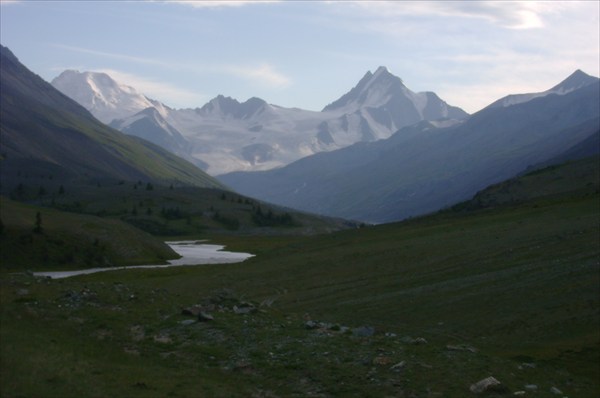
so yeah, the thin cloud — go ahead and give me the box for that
[349,1,551,29]
[224,63,291,88]
[53,44,178,70]
[164,0,280,8]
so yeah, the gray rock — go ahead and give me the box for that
[305,320,318,329]
[522,362,536,369]
[233,304,256,314]
[401,336,427,344]
[390,361,406,372]
[352,326,375,337]
[179,319,196,326]
[446,344,477,353]
[550,386,563,395]
[524,384,538,391]
[470,376,505,394]
[198,312,214,322]
[153,334,172,344]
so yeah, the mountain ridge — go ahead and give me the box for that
[219,73,600,223]
[487,69,599,109]
[53,66,469,175]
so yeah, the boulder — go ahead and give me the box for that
[352,326,375,337]
[470,376,508,394]
[233,304,256,314]
[550,386,563,395]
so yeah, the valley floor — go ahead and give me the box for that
[1,188,598,397]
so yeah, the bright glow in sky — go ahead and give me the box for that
[1,1,598,113]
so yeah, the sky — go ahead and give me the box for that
[1,0,598,114]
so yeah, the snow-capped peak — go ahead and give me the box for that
[322,66,406,112]
[197,94,269,120]
[51,70,169,124]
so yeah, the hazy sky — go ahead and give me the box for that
[1,1,598,113]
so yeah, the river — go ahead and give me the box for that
[33,240,255,279]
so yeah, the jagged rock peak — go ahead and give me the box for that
[550,69,599,93]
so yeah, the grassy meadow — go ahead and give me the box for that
[1,157,599,397]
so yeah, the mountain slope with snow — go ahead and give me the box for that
[51,70,170,124]
[53,67,469,175]
[487,69,599,109]
[219,72,600,223]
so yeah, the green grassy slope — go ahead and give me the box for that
[0,197,178,269]
[1,157,598,397]
[6,181,354,239]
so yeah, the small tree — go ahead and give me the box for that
[33,211,43,234]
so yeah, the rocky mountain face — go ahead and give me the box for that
[219,71,600,223]
[52,67,469,175]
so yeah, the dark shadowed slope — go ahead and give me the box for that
[220,71,599,223]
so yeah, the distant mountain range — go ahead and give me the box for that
[5,43,598,226]
[0,45,224,192]
[52,66,469,175]
[219,70,600,223]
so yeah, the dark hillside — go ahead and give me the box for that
[220,75,600,223]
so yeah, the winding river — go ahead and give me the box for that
[33,241,255,279]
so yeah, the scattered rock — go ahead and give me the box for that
[198,312,214,322]
[233,304,256,314]
[260,298,275,308]
[513,392,526,396]
[372,356,393,366]
[179,319,196,326]
[130,325,145,342]
[153,334,172,344]
[16,288,29,296]
[390,361,406,372]
[93,329,112,341]
[401,336,427,345]
[524,384,538,391]
[305,320,318,330]
[233,360,254,374]
[518,362,536,370]
[352,326,375,337]
[470,376,507,394]
[446,344,477,353]
[550,386,563,395]
[123,346,140,356]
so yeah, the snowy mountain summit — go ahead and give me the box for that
[52,67,469,175]
[51,70,169,124]
[323,66,468,133]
